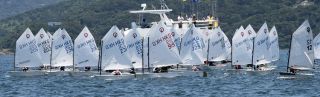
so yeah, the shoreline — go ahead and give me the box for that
[0,49,14,55]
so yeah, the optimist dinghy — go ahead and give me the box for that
[279,20,315,78]
[9,28,45,77]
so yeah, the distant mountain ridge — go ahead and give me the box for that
[0,0,64,20]
[0,0,319,50]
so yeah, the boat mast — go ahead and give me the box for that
[231,38,233,66]
[50,37,53,72]
[72,40,75,72]
[141,38,144,74]
[14,44,16,71]
[206,39,210,65]
[287,34,293,72]
[99,40,103,75]
[147,37,150,72]
[251,37,255,68]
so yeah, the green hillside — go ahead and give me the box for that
[0,0,320,50]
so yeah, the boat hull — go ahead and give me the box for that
[7,70,48,77]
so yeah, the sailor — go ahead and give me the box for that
[289,66,297,73]
[192,14,197,25]
[234,65,242,69]
[60,66,65,71]
[129,68,136,74]
[22,67,29,72]
[141,18,148,28]
[247,64,254,68]
[207,15,214,29]
[153,67,161,73]
[221,60,228,64]
[84,66,91,71]
[112,69,122,75]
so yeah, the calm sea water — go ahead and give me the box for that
[0,50,320,97]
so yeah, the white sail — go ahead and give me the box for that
[245,24,257,53]
[171,28,182,52]
[101,26,132,70]
[314,31,320,59]
[74,26,99,67]
[35,28,51,66]
[199,28,209,59]
[180,24,205,65]
[253,23,271,65]
[208,28,227,61]
[51,29,74,67]
[15,28,42,67]
[148,22,181,67]
[289,20,314,69]
[47,32,53,39]
[221,27,231,61]
[268,26,280,61]
[125,23,144,68]
[232,26,252,65]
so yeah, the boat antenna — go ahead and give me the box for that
[159,0,169,10]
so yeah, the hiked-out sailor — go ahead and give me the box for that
[153,67,161,73]
[129,68,136,74]
[246,64,254,68]
[84,66,91,71]
[60,66,65,71]
[234,65,242,69]
[112,69,122,75]
[289,66,298,73]
[22,67,29,72]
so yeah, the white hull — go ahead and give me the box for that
[278,73,314,79]
[7,70,48,77]
[44,69,73,76]
[92,73,135,80]
[69,71,101,77]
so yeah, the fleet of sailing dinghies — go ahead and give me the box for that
[232,26,252,66]
[51,29,74,67]
[15,28,42,67]
[74,26,99,68]
[35,28,51,67]
[101,26,132,70]
[288,20,314,70]
[180,24,206,65]
[253,23,271,65]
[14,19,301,76]
[148,22,182,67]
